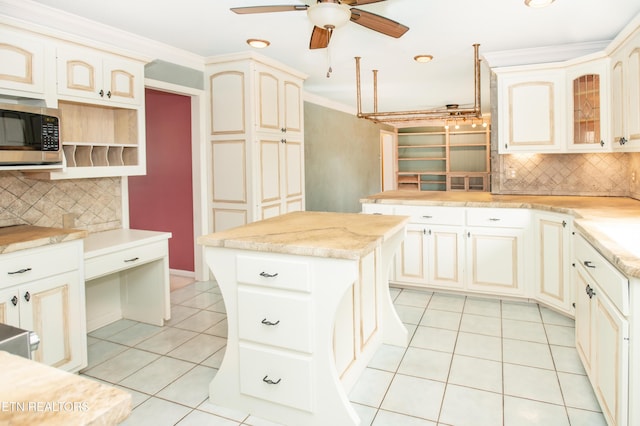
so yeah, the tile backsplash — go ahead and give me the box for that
[0,171,122,231]
[493,152,633,197]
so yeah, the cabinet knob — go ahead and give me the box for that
[281,127,287,133]
[99,89,104,97]
[106,90,112,99]
[585,284,596,299]
[261,318,280,326]
[280,139,287,144]
[619,137,627,145]
[24,291,30,302]
[262,375,282,385]
[259,271,279,278]
[8,267,32,275]
[10,295,18,306]
[600,140,605,147]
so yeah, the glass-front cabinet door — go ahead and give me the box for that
[566,57,610,151]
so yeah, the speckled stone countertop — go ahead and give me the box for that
[0,225,88,254]
[0,351,131,425]
[197,211,410,260]
[361,191,640,279]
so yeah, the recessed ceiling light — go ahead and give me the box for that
[247,39,270,48]
[525,0,555,8]
[414,55,433,63]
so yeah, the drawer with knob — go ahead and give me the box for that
[237,286,312,353]
[466,208,530,228]
[0,242,79,288]
[239,344,313,412]
[394,205,465,225]
[574,234,629,315]
[84,240,167,280]
[236,254,311,292]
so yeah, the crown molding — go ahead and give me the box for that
[482,40,610,68]
[0,0,204,70]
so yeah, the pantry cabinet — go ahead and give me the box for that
[207,52,307,232]
[0,241,86,373]
[573,233,629,426]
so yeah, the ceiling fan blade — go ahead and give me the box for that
[341,0,387,5]
[231,5,308,14]
[349,8,409,38]
[309,26,331,49]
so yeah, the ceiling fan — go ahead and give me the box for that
[231,0,409,49]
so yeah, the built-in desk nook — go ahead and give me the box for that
[83,229,172,332]
[197,211,409,426]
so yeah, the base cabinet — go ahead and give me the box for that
[534,212,573,315]
[0,241,86,373]
[574,233,629,426]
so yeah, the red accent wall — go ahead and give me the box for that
[128,88,194,271]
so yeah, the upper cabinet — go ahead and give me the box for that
[497,68,565,153]
[609,26,640,151]
[566,58,610,151]
[496,56,610,154]
[0,27,48,97]
[255,64,303,137]
[56,46,143,107]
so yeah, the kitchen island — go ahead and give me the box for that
[197,211,409,426]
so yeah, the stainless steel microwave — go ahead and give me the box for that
[0,103,63,165]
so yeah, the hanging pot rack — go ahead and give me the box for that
[355,43,482,124]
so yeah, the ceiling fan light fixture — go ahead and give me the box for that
[307,3,351,29]
[414,54,433,63]
[247,38,270,48]
[524,0,555,8]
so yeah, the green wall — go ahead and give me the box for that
[304,101,391,213]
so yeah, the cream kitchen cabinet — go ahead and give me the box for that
[610,23,640,152]
[254,63,303,138]
[257,136,304,219]
[0,241,86,373]
[56,45,143,106]
[496,67,566,153]
[0,25,48,97]
[534,211,573,315]
[574,233,629,426]
[465,208,529,296]
[566,57,611,151]
[392,205,465,290]
[207,52,307,232]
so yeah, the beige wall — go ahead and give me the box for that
[0,171,122,231]
[304,101,391,213]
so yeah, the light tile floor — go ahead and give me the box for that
[80,281,607,426]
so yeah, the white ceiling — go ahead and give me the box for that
[22,0,640,113]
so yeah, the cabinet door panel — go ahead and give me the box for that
[0,287,20,327]
[536,216,571,313]
[611,60,625,143]
[574,267,594,375]
[57,48,102,100]
[628,48,640,143]
[212,140,247,203]
[510,82,555,146]
[594,292,629,426]
[210,71,245,134]
[284,81,302,133]
[259,139,281,203]
[428,227,463,288]
[0,30,45,94]
[20,271,84,371]
[467,229,524,294]
[257,72,280,131]
[284,140,303,199]
[394,225,427,284]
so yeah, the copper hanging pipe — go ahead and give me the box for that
[354,44,482,123]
